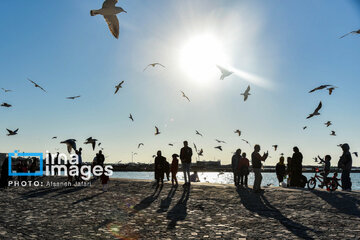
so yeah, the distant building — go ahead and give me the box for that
[196,160,221,168]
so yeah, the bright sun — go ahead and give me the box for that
[179,34,228,84]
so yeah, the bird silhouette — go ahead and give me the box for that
[143,63,165,72]
[340,29,360,39]
[217,65,233,80]
[27,78,46,92]
[272,145,278,151]
[66,95,81,100]
[181,91,190,102]
[98,142,101,146]
[6,128,18,136]
[330,131,336,136]
[168,143,174,146]
[193,143,198,153]
[325,121,332,127]
[84,137,98,150]
[90,0,127,39]
[60,139,77,153]
[198,149,204,156]
[1,88,12,93]
[241,85,251,101]
[307,101,322,119]
[129,114,134,122]
[196,130,203,137]
[303,126,307,130]
[52,136,57,139]
[1,103,12,108]
[215,139,226,144]
[155,126,160,135]
[353,152,358,157]
[309,85,332,93]
[114,81,124,94]
[242,139,251,146]
[214,146,223,151]
[327,87,337,95]
[234,130,241,136]
[138,143,144,149]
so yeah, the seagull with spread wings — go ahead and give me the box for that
[234,129,241,136]
[215,139,226,144]
[84,137,98,150]
[195,130,203,137]
[1,103,12,108]
[330,131,336,136]
[1,88,12,93]
[272,145,278,151]
[353,152,358,157]
[308,85,332,93]
[129,114,134,122]
[327,86,337,95]
[114,81,124,94]
[6,128,18,136]
[66,95,81,100]
[340,29,360,39]
[325,121,332,127]
[138,143,144,149]
[60,139,77,153]
[181,91,190,102]
[198,149,204,156]
[307,101,322,119]
[214,146,223,151]
[155,126,160,135]
[242,139,251,146]
[27,78,46,92]
[241,85,251,101]
[143,63,165,72]
[217,65,233,80]
[90,0,127,39]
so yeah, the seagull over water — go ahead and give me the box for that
[340,29,360,39]
[217,65,233,80]
[155,126,160,135]
[1,88,12,93]
[330,131,336,136]
[214,146,223,151]
[1,103,12,108]
[196,130,203,137]
[234,130,241,136]
[66,95,81,100]
[114,81,124,94]
[60,139,77,153]
[241,85,251,101]
[90,0,127,39]
[143,63,165,72]
[6,128,18,136]
[181,91,190,102]
[84,137,98,150]
[27,78,46,92]
[307,101,322,119]
[325,121,332,127]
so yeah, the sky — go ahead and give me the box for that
[0,0,359,166]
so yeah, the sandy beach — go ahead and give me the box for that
[0,177,359,239]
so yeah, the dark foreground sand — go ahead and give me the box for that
[0,177,360,240]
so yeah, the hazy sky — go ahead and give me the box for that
[1,0,359,166]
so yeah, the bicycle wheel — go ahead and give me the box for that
[328,179,338,192]
[307,178,316,190]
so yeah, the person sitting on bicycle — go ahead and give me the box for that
[318,155,331,188]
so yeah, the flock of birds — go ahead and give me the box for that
[2,0,359,162]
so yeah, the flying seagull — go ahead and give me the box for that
[181,91,190,102]
[193,143,198,153]
[98,142,101,146]
[330,131,336,136]
[198,149,203,156]
[234,129,241,136]
[27,78,46,92]
[155,126,160,135]
[340,29,360,39]
[66,95,81,100]
[272,145,278,151]
[138,143,144,149]
[6,128,18,136]
[217,65,233,80]
[143,63,165,72]
[353,152,358,158]
[215,139,226,144]
[84,137,98,150]
[196,130,203,137]
[303,126,307,130]
[214,146,223,151]
[327,87,337,95]
[168,143,174,146]
[309,85,331,93]
[325,121,332,127]
[114,81,124,94]
[306,101,322,119]
[1,88,12,93]
[241,85,251,101]
[60,139,77,153]
[129,114,134,122]
[90,0,127,39]
[1,103,12,108]
[52,136,57,139]
[242,139,251,146]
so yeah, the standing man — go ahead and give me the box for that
[231,149,241,186]
[251,144,268,193]
[98,150,105,167]
[290,147,303,187]
[154,151,166,186]
[180,141,192,187]
[338,143,352,191]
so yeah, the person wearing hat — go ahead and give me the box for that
[170,154,179,186]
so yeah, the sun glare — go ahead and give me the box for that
[179,34,228,84]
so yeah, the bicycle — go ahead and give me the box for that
[307,168,338,192]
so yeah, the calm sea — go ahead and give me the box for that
[111,171,360,191]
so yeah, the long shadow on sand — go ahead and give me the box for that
[133,184,163,212]
[20,187,64,199]
[237,189,318,239]
[72,192,104,205]
[51,186,87,198]
[311,190,360,218]
[157,185,178,213]
[166,186,190,229]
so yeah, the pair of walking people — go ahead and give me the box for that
[231,149,250,187]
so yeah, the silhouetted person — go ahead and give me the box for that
[231,149,241,186]
[180,141,192,187]
[98,150,105,166]
[318,155,331,188]
[0,155,9,188]
[239,152,249,187]
[251,144,268,193]
[154,151,166,185]
[171,154,179,186]
[338,143,352,191]
[276,156,286,185]
[290,147,303,187]
[190,171,200,182]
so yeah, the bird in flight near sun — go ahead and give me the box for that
[143,63,165,72]
[241,85,251,101]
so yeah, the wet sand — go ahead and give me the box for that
[0,177,359,239]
